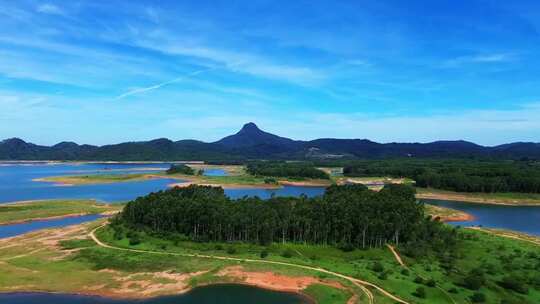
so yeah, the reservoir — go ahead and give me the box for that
[423,199,540,236]
[1,163,538,236]
[0,284,311,304]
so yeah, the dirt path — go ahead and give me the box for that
[386,245,405,267]
[90,225,407,304]
[386,245,456,304]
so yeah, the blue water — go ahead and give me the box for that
[0,284,310,303]
[0,163,324,203]
[0,163,175,203]
[422,199,540,236]
[0,163,327,238]
[203,168,228,176]
[0,214,104,238]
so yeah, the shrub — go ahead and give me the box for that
[372,261,384,273]
[414,276,424,284]
[281,249,294,258]
[448,287,458,293]
[413,287,426,298]
[166,164,195,175]
[264,177,277,184]
[214,244,223,250]
[260,250,269,258]
[464,271,485,290]
[129,235,141,246]
[401,269,410,276]
[426,278,436,287]
[498,276,528,294]
[338,241,355,252]
[226,247,237,254]
[470,292,486,303]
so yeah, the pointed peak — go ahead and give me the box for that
[240,122,260,132]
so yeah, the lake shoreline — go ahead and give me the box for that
[0,282,317,303]
[416,191,540,206]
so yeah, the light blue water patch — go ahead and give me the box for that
[202,168,228,176]
[0,214,104,238]
[0,163,177,203]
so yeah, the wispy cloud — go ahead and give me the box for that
[442,53,516,68]
[36,3,64,15]
[129,32,324,86]
[115,66,219,99]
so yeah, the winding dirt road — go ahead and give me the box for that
[89,225,409,304]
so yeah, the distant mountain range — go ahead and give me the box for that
[1,122,539,161]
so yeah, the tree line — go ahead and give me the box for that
[166,164,195,175]
[114,184,455,254]
[246,161,330,179]
[342,159,540,193]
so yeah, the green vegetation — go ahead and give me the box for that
[342,158,540,193]
[96,222,540,304]
[0,207,539,303]
[116,184,453,252]
[0,199,121,224]
[303,284,352,304]
[246,161,330,179]
[166,164,195,175]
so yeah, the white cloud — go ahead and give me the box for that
[130,33,324,86]
[115,66,217,99]
[442,53,516,68]
[36,3,64,15]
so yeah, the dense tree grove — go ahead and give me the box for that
[115,184,455,252]
[166,164,195,175]
[246,161,329,179]
[342,159,540,193]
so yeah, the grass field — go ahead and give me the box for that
[0,200,122,225]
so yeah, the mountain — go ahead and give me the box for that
[1,123,539,161]
[216,122,298,148]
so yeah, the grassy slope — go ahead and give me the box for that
[97,225,540,304]
[0,200,122,225]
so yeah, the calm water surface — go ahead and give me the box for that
[423,199,540,236]
[0,163,173,203]
[0,284,311,304]
[202,168,228,176]
[0,214,104,238]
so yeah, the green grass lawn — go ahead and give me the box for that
[0,200,122,224]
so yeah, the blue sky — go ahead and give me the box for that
[1,0,540,146]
